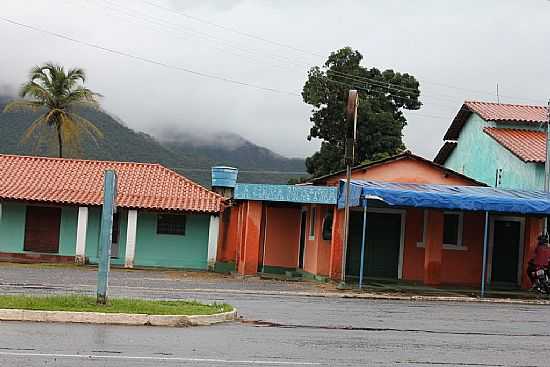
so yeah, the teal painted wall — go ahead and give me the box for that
[134,212,210,269]
[58,207,78,256]
[445,114,545,190]
[85,208,127,266]
[0,201,26,252]
[0,202,79,255]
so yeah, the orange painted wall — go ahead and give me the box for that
[315,206,332,276]
[237,201,263,275]
[324,158,478,186]
[401,208,425,282]
[329,207,345,280]
[263,206,301,268]
[440,212,484,285]
[303,205,332,276]
[303,205,318,275]
[216,206,240,263]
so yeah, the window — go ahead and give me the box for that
[157,214,186,235]
[322,212,333,241]
[309,207,316,240]
[443,212,462,248]
[417,210,465,250]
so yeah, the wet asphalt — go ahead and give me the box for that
[0,265,550,366]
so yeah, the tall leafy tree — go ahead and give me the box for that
[3,63,103,157]
[302,47,421,177]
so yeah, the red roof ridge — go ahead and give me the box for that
[465,100,548,110]
[0,153,166,168]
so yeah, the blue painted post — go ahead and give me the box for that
[359,203,367,289]
[481,211,489,298]
[97,170,117,305]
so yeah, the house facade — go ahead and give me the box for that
[0,154,223,269]
[216,152,545,289]
[434,101,549,190]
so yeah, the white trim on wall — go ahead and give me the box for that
[207,215,220,271]
[124,209,138,269]
[75,207,88,265]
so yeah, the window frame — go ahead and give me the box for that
[321,212,333,241]
[416,210,467,251]
[309,207,316,240]
[156,213,187,236]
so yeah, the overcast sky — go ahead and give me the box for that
[1,0,549,159]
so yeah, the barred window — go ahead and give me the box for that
[157,214,186,235]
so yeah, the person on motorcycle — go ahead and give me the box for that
[527,233,550,287]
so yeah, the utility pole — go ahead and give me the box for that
[340,90,358,286]
[545,99,550,234]
[97,170,117,305]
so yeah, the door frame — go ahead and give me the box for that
[487,215,525,285]
[297,207,308,269]
[351,207,406,280]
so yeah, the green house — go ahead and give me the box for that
[435,101,548,190]
[0,154,223,269]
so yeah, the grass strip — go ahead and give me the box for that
[0,295,232,315]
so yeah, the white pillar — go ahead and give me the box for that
[75,207,88,265]
[125,210,138,268]
[207,215,220,271]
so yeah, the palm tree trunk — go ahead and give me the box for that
[57,128,63,158]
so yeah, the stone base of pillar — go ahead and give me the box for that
[74,255,86,265]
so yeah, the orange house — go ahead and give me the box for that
[217,152,544,290]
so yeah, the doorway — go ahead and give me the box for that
[111,212,120,258]
[298,210,307,269]
[489,217,524,285]
[24,206,62,253]
[346,209,404,280]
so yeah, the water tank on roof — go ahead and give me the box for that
[211,166,238,199]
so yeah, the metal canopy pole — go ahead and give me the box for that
[359,202,367,289]
[481,211,489,297]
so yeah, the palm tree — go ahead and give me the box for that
[3,63,103,157]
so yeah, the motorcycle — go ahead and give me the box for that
[528,261,550,296]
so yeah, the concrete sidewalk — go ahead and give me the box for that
[0,263,547,305]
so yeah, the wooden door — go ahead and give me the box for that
[491,220,521,284]
[24,206,62,253]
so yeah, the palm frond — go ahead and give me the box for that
[19,82,51,104]
[67,112,104,142]
[21,113,48,143]
[2,100,43,113]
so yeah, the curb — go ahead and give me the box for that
[0,308,237,327]
[142,287,550,306]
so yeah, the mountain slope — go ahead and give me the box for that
[0,96,306,185]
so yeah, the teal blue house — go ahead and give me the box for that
[435,101,548,190]
[0,154,223,269]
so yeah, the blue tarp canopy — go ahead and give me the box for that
[338,180,550,215]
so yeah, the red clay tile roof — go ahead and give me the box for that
[483,128,546,163]
[0,155,223,213]
[444,101,548,140]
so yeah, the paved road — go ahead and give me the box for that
[1,265,550,366]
